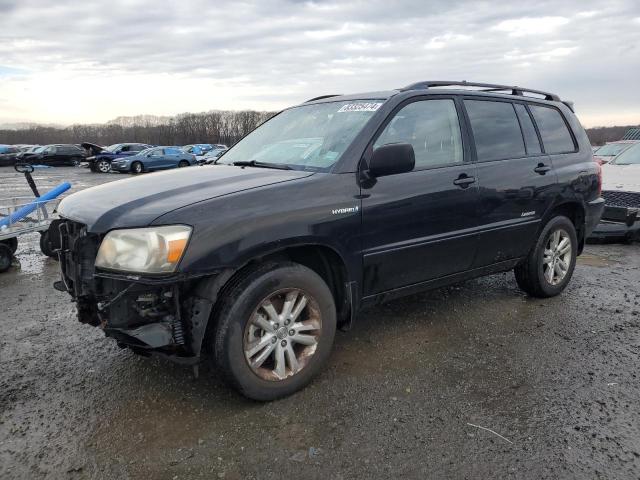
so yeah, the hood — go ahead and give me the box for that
[602,163,640,193]
[58,165,314,232]
[81,142,104,156]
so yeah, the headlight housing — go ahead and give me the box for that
[95,225,192,273]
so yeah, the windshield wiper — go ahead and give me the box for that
[232,160,292,170]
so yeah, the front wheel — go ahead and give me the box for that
[515,215,577,298]
[212,262,336,401]
[131,161,143,174]
[40,230,58,259]
[96,159,111,173]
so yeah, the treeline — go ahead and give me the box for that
[586,125,637,146]
[0,110,275,147]
[0,110,635,148]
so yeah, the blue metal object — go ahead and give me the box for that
[0,182,71,229]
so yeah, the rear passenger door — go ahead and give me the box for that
[360,97,480,296]
[463,98,557,266]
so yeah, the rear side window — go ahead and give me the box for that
[374,99,463,169]
[514,104,542,155]
[464,100,525,162]
[529,105,575,154]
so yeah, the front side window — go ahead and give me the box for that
[529,105,576,154]
[373,99,463,169]
[465,100,525,162]
[218,100,383,171]
[150,149,163,156]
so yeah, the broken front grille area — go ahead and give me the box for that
[602,190,640,209]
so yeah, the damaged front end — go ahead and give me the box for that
[50,219,217,364]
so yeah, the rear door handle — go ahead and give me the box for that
[534,163,551,175]
[453,174,476,188]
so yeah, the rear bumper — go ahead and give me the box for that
[585,198,606,237]
[588,205,640,242]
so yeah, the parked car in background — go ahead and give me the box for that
[110,146,196,173]
[593,140,639,165]
[181,144,213,156]
[82,142,151,173]
[53,81,602,400]
[16,144,85,166]
[201,146,228,164]
[590,142,640,242]
[0,145,21,167]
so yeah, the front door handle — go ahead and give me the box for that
[534,163,551,175]
[453,174,476,188]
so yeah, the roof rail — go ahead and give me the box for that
[399,80,560,102]
[304,94,341,103]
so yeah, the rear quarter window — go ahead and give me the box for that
[464,100,526,162]
[529,105,576,154]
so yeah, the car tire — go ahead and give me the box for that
[211,262,337,401]
[40,230,58,259]
[0,244,12,273]
[0,237,18,254]
[131,161,143,174]
[97,159,111,173]
[178,160,190,168]
[514,215,577,298]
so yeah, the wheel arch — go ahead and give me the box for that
[541,201,586,254]
[194,242,355,356]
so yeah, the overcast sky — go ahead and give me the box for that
[0,0,638,127]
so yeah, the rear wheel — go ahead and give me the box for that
[212,262,336,401]
[131,161,143,174]
[0,237,18,254]
[0,244,12,273]
[178,160,190,168]
[96,159,111,173]
[515,215,577,298]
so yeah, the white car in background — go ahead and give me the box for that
[590,142,640,242]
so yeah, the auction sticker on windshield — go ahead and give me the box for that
[337,102,383,113]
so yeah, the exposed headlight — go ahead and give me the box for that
[95,225,191,273]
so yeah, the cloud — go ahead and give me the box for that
[0,0,638,127]
[491,16,570,36]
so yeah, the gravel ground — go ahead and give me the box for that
[1,166,639,479]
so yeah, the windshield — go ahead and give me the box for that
[218,100,384,171]
[595,143,631,157]
[104,143,123,153]
[32,146,44,153]
[612,143,640,165]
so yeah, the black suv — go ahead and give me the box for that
[19,144,85,166]
[52,81,603,400]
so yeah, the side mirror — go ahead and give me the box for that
[368,143,415,177]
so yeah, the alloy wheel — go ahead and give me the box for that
[542,229,572,286]
[97,160,111,173]
[243,288,322,381]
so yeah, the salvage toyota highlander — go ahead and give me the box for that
[52,81,604,400]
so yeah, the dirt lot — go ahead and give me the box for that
[1,166,639,479]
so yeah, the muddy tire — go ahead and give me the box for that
[0,237,18,254]
[211,262,336,401]
[0,244,12,273]
[131,161,143,174]
[40,230,57,259]
[515,215,577,298]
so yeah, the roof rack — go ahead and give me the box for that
[399,81,560,102]
[304,94,341,103]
